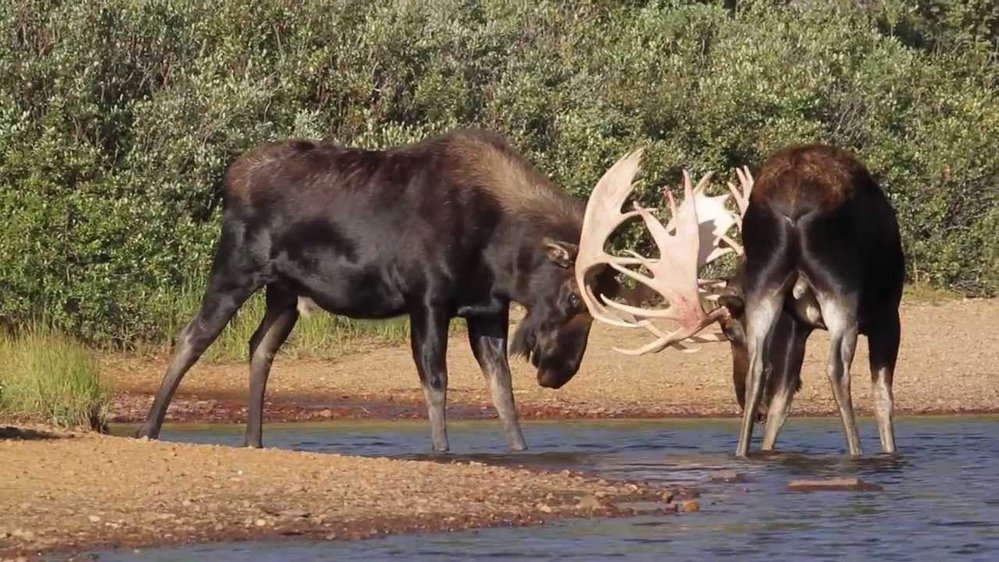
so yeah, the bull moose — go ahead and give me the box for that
[136,129,624,451]
[575,144,904,457]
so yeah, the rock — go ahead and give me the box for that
[281,509,310,520]
[318,409,334,419]
[254,519,268,527]
[787,477,883,492]
[535,502,553,514]
[678,500,700,513]
[617,501,663,514]
[575,495,603,510]
[88,515,102,523]
[660,491,674,503]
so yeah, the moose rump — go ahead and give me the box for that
[135,129,619,452]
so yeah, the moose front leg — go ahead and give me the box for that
[410,305,451,452]
[467,311,527,451]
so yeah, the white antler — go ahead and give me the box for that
[574,148,651,328]
[719,165,754,255]
[576,155,755,355]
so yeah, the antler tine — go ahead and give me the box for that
[728,165,754,219]
[714,164,754,257]
[575,148,650,328]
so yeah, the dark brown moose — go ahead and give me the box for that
[136,129,623,451]
[576,144,904,457]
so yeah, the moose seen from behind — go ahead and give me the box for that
[575,144,904,457]
[136,129,623,452]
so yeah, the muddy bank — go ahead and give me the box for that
[107,388,999,427]
[104,300,999,425]
[0,426,691,558]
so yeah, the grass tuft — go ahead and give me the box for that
[0,326,109,430]
[903,282,964,305]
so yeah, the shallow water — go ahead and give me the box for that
[93,416,998,561]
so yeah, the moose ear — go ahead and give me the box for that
[543,238,578,268]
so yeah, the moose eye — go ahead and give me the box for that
[567,292,580,308]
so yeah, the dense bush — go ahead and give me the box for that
[1,0,996,345]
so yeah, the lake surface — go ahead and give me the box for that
[91,416,998,561]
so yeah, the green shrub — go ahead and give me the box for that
[0,0,996,347]
[0,326,109,429]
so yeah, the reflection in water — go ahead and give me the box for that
[95,417,999,562]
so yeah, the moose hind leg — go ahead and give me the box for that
[410,305,452,452]
[868,312,900,454]
[762,315,810,451]
[817,294,862,456]
[467,312,527,451]
[136,279,260,440]
[245,285,299,448]
[737,290,784,457]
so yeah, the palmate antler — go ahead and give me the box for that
[575,152,754,355]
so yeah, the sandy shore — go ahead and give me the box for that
[105,299,999,424]
[0,426,691,557]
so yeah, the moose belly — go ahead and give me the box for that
[294,269,407,319]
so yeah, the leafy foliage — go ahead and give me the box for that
[1,0,996,345]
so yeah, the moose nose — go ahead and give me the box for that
[537,369,569,389]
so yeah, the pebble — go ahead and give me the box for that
[88,515,101,523]
[281,509,310,519]
[678,500,700,513]
[254,519,268,527]
[575,495,603,510]
[535,503,553,514]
